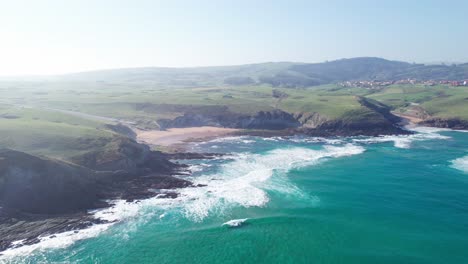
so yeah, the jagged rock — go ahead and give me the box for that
[70,137,176,176]
[156,98,408,136]
[158,110,302,130]
[420,118,468,130]
[294,112,328,128]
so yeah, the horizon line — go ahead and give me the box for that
[1,57,466,78]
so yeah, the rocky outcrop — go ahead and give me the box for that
[293,112,328,128]
[157,97,408,136]
[0,136,196,216]
[301,117,409,137]
[235,110,301,129]
[158,113,220,129]
[70,137,176,176]
[158,110,302,130]
[0,149,98,214]
[0,142,195,251]
[420,118,468,130]
[300,97,410,136]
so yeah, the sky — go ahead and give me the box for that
[1,0,468,75]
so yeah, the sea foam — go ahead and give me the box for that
[223,218,248,227]
[451,155,468,173]
[178,143,364,222]
[1,143,365,258]
[353,127,450,149]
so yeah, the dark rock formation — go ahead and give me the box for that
[420,118,468,130]
[301,97,410,136]
[293,112,328,128]
[70,137,176,176]
[158,110,302,130]
[0,137,198,251]
[0,149,98,214]
[0,211,108,252]
[157,97,409,136]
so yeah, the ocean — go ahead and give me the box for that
[3,127,468,264]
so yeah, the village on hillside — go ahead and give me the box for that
[339,79,468,89]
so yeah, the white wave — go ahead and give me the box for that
[263,137,280,142]
[287,137,344,145]
[1,143,364,257]
[0,223,113,260]
[178,143,364,222]
[188,163,211,173]
[451,155,468,173]
[207,136,255,144]
[223,218,248,227]
[353,128,450,149]
[408,126,453,134]
[408,126,468,134]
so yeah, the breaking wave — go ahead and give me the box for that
[451,155,468,173]
[1,143,365,259]
[353,127,450,149]
[223,218,248,227]
[177,143,364,222]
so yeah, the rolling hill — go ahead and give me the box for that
[49,57,468,88]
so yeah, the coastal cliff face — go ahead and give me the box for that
[70,137,176,176]
[0,143,194,251]
[158,110,302,130]
[0,137,189,215]
[157,97,408,136]
[394,105,468,130]
[420,118,468,130]
[301,97,409,136]
[0,149,98,214]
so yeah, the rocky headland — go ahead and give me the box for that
[0,137,218,252]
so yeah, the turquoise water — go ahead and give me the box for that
[4,128,468,264]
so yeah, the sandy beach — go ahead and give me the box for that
[135,126,240,147]
[392,112,424,126]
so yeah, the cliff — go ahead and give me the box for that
[0,137,191,215]
[70,136,176,176]
[420,118,468,130]
[158,110,301,130]
[157,97,408,136]
[0,149,98,214]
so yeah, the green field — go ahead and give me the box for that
[0,105,115,158]
[0,74,467,158]
[0,82,366,123]
[365,85,468,119]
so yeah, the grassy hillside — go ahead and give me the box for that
[0,57,467,159]
[0,82,368,129]
[0,105,115,158]
[365,85,468,119]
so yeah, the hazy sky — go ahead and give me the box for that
[1,0,468,75]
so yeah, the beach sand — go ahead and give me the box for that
[392,112,424,126]
[135,126,239,148]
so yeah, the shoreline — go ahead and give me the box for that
[135,126,241,151]
[2,122,465,256]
